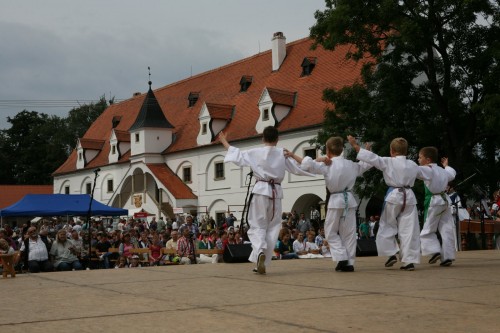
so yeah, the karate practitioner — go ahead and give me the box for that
[348,136,421,271]
[286,136,371,272]
[417,147,456,266]
[219,126,313,274]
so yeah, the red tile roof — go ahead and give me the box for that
[114,130,130,142]
[79,138,105,150]
[54,37,366,175]
[267,88,296,107]
[146,164,197,200]
[0,185,53,209]
[206,103,233,120]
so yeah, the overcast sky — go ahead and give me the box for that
[0,0,326,129]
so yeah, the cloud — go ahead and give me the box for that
[0,0,326,129]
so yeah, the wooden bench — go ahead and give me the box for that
[196,249,224,255]
[1,252,19,278]
[89,247,120,268]
[129,248,151,266]
[160,248,178,265]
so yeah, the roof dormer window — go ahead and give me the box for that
[301,57,317,76]
[239,76,253,92]
[262,108,270,121]
[112,116,122,128]
[188,92,200,107]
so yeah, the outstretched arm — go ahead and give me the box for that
[284,148,303,164]
[218,132,230,150]
[347,135,361,152]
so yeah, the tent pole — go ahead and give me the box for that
[86,168,100,269]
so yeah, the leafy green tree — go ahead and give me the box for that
[0,96,110,185]
[310,0,500,201]
[63,95,112,154]
[1,111,67,184]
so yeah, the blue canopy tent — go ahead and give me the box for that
[0,194,128,217]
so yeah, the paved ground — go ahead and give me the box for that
[1,250,499,333]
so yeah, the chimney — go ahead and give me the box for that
[271,32,286,71]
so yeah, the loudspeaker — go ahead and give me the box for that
[356,239,378,256]
[223,244,252,263]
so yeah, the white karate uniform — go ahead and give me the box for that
[357,148,421,265]
[224,145,313,266]
[301,156,371,266]
[418,163,456,260]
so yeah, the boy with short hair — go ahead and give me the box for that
[348,136,421,271]
[417,147,456,266]
[219,126,313,274]
[287,136,371,271]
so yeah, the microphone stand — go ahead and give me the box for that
[189,232,197,264]
[86,168,100,269]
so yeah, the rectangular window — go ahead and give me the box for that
[86,183,92,194]
[111,145,116,155]
[215,212,226,226]
[304,148,317,159]
[214,162,225,180]
[107,179,114,192]
[202,123,207,135]
[78,152,82,161]
[135,133,140,143]
[262,108,269,121]
[183,166,192,183]
[64,186,70,194]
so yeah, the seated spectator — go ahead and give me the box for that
[149,233,163,266]
[321,239,332,258]
[177,226,196,264]
[198,231,217,264]
[20,227,53,273]
[278,232,298,259]
[315,228,325,247]
[118,233,136,262]
[50,230,83,271]
[129,255,141,268]
[292,233,308,257]
[165,230,179,262]
[115,256,128,268]
[129,228,140,247]
[70,230,83,257]
[137,232,150,262]
[217,230,228,251]
[227,230,237,246]
[0,229,17,250]
[209,230,218,244]
[304,232,324,258]
[0,238,14,254]
[96,233,113,269]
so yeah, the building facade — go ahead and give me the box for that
[53,32,366,223]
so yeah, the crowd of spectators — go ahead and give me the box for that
[0,213,252,272]
[2,191,499,273]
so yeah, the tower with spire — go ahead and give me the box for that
[129,68,174,163]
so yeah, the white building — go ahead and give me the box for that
[53,32,366,224]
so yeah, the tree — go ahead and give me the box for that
[1,111,68,184]
[310,0,500,201]
[0,96,110,185]
[63,95,112,154]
